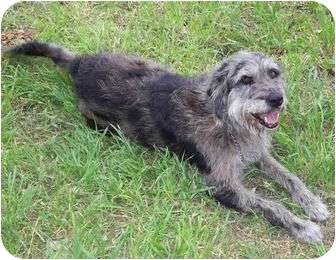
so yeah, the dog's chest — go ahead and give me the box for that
[239,141,264,164]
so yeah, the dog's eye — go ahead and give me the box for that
[268,69,280,79]
[240,75,254,85]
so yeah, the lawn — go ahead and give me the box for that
[1,1,334,258]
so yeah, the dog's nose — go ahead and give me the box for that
[266,93,283,108]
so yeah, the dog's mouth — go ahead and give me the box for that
[252,111,280,129]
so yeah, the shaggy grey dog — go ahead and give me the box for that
[9,41,329,243]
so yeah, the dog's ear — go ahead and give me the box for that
[207,60,230,97]
[213,61,229,83]
[207,60,231,120]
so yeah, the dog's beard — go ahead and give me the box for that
[227,98,247,129]
[227,98,278,132]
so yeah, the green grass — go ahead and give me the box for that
[1,1,334,258]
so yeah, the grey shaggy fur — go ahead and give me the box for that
[9,41,329,243]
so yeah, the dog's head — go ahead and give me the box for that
[208,51,286,131]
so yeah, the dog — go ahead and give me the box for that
[7,41,329,243]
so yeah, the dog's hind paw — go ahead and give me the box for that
[290,218,323,244]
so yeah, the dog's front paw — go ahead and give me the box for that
[290,218,323,244]
[304,199,330,222]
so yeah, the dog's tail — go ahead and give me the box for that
[7,41,76,70]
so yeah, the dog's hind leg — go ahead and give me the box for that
[259,154,330,222]
[77,99,115,133]
[205,169,323,243]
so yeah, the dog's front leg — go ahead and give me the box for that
[259,154,330,222]
[205,164,323,243]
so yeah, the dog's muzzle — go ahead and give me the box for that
[252,111,280,129]
[266,93,283,108]
[251,92,283,129]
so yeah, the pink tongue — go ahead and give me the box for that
[263,111,279,125]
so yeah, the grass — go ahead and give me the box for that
[1,1,334,258]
